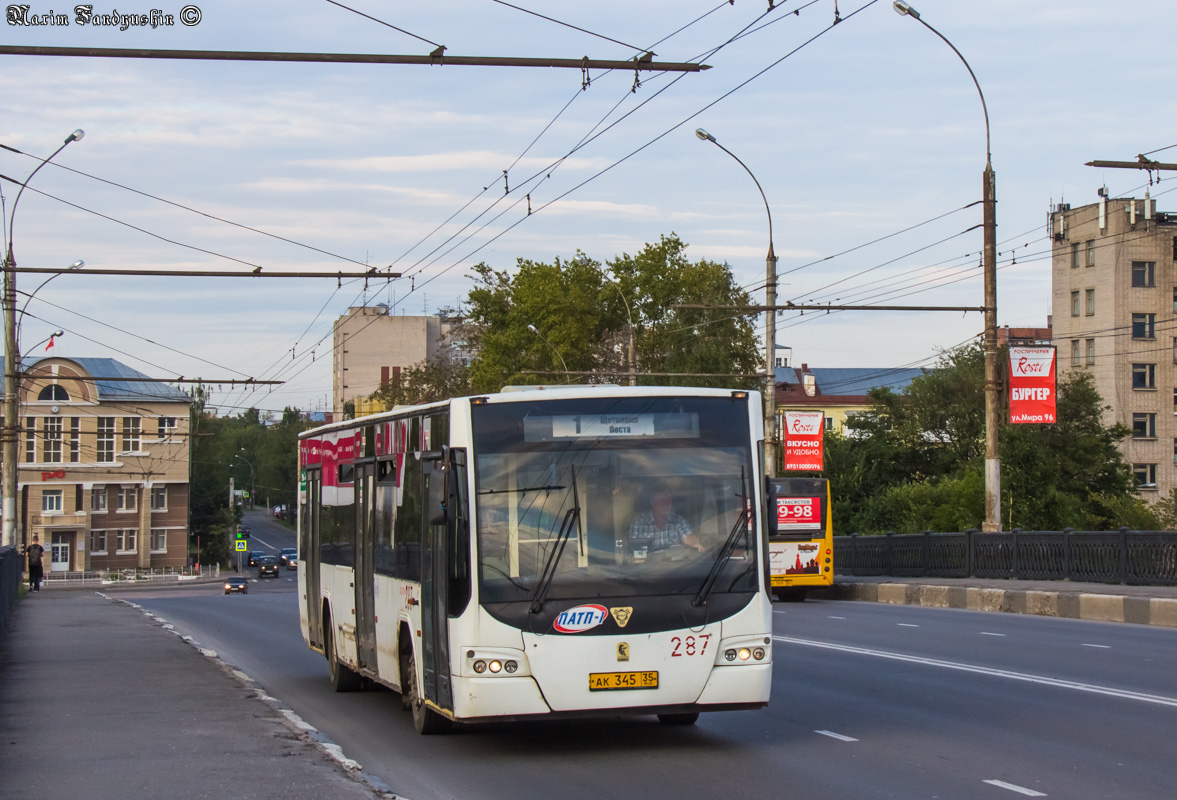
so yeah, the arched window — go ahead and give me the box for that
[37,384,70,402]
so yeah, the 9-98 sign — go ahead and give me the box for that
[776,497,821,530]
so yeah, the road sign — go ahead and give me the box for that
[235,540,247,552]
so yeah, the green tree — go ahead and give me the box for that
[462,233,760,392]
[368,354,471,410]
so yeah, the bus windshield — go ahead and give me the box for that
[471,395,758,604]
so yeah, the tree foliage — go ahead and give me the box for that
[827,342,1164,534]
[462,233,761,393]
[368,354,471,410]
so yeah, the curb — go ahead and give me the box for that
[811,581,1177,628]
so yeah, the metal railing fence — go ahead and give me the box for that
[834,529,1177,586]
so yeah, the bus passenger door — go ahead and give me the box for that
[354,462,378,672]
[420,456,453,714]
[303,468,323,649]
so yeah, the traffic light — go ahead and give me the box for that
[236,526,249,540]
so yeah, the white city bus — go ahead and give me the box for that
[297,386,773,734]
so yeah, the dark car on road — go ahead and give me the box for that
[279,547,297,567]
[247,550,265,567]
[258,556,280,579]
[224,575,248,594]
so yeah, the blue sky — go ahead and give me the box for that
[2,0,1174,414]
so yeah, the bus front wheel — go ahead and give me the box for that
[407,651,452,735]
[324,613,362,692]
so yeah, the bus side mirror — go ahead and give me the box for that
[765,479,780,537]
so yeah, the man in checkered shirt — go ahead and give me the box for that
[628,489,704,554]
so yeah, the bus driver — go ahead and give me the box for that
[628,488,705,558]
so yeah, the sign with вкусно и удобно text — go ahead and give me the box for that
[783,411,824,471]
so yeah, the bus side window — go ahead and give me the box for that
[374,459,397,575]
[395,419,423,582]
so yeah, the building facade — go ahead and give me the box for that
[1050,194,1177,495]
[332,308,470,415]
[7,357,191,573]
[774,363,925,433]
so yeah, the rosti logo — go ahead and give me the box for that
[554,604,608,633]
[791,418,818,433]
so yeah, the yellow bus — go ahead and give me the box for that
[766,477,833,601]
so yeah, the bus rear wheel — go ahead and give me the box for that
[407,651,452,735]
[325,613,362,693]
[657,712,699,726]
[774,588,808,602]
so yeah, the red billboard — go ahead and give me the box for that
[783,411,824,471]
[1009,346,1056,424]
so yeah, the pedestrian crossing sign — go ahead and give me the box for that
[235,540,247,551]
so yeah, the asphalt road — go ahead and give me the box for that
[129,511,1177,800]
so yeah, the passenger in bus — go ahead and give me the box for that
[628,489,704,556]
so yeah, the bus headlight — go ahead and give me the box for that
[473,660,487,674]
[504,660,518,673]
[489,660,503,673]
[738,648,751,661]
[724,649,737,662]
[753,647,766,660]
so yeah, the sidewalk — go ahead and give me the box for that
[813,575,1177,627]
[0,591,388,800]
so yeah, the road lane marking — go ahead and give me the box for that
[983,779,1046,796]
[980,632,1006,636]
[828,615,847,619]
[777,636,1177,708]
[1082,644,1111,649]
[897,623,919,627]
[815,730,858,742]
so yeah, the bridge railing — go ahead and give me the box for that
[834,529,1177,586]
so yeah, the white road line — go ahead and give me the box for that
[828,615,847,620]
[777,636,1177,709]
[983,779,1047,796]
[815,729,858,742]
[1082,643,1111,649]
[897,623,919,627]
[980,632,1006,636]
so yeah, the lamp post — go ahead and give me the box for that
[600,269,637,386]
[235,452,255,509]
[893,2,1000,531]
[695,128,779,477]
[527,323,569,378]
[17,259,83,342]
[2,128,84,548]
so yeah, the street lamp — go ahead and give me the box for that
[17,259,83,342]
[695,127,780,477]
[234,452,255,508]
[587,258,637,387]
[893,2,1000,531]
[527,323,569,378]
[2,128,84,548]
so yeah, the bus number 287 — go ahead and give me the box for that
[670,634,710,657]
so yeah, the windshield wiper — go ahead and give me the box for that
[478,484,565,496]
[529,471,580,614]
[693,468,752,607]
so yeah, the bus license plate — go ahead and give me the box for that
[588,671,659,691]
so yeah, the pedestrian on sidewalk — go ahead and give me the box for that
[24,535,45,592]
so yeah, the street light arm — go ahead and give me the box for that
[902,13,991,167]
[701,138,775,257]
[4,132,82,266]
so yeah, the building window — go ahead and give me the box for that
[90,530,107,555]
[117,487,138,512]
[116,529,137,554]
[1071,242,1080,268]
[1132,313,1156,340]
[1071,339,1081,367]
[92,487,107,512]
[157,417,177,439]
[1172,287,1177,313]
[97,417,115,463]
[1133,413,1157,439]
[1132,363,1156,389]
[121,417,141,453]
[151,528,167,553]
[69,418,80,463]
[24,418,35,463]
[824,417,834,432]
[1085,240,1095,266]
[1085,289,1095,316]
[1085,338,1095,365]
[41,489,62,513]
[1133,463,1158,489]
[150,486,167,511]
[1070,291,1080,317]
[1132,261,1156,288]
[43,416,62,463]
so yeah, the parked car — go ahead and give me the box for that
[279,547,297,566]
[224,576,248,594]
[258,555,280,578]
[247,550,264,567]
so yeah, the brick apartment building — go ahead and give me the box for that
[1050,193,1177,495]
[8,357,191,573]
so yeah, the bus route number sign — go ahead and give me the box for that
[776,496,821,530]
